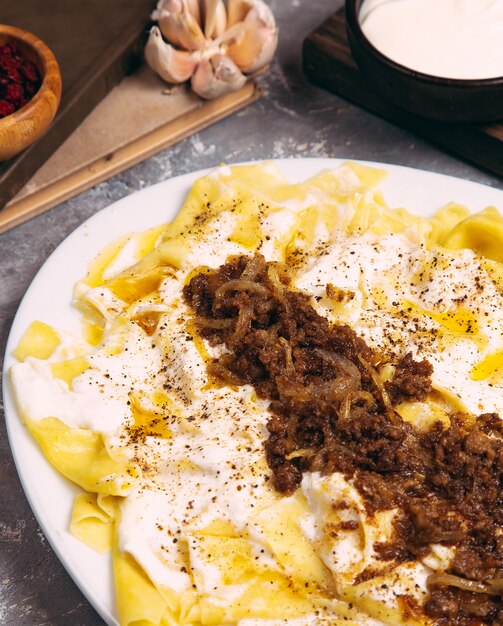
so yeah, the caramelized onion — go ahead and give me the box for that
[230,304,253,346]
[340,390,376,421]
[313,349,361,384]
[278,337,295,376]
[215,279,270,300]
[208,361,243,386]
[194,316,234,329]
[285,448,314,460]
[358,354,395,419]
[276,377,346,402]
[240,254,266,281]
[428,573,503,596]
[266,265,289,310]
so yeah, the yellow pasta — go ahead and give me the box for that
[70,492,117,553]
[13,320,60,361]
[10,162,503,626]
[441,206,503,262]
[26,418,139,496]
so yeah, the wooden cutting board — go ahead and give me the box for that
[0,75,261,233]
[303,10,503,178]
[0,2,263,233]
[0,0,157,208]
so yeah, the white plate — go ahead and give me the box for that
[3,158,503,625]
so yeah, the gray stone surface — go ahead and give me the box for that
[0,1,501,624]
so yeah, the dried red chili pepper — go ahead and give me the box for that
[0,42,41,119]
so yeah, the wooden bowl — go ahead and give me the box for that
[345,0,503,123]
[0,24,62,161]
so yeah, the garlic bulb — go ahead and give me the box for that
[145,0,278,99]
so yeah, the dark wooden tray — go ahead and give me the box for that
[303,10,503,178]
[0,0,157,208]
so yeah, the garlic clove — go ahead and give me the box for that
[227,0,278,74]
[151,0,174,21]
[153,0,202,32]
[202,0,227,39]
[191,53,246,99]
[186,0,201,24]
[145,26,198,83]
[147,0,278,98]
[156,0,206,51]
[226,0,251,27]
[214,20,246,48]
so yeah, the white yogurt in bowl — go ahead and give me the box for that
[359,0,503,80]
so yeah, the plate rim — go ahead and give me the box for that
[3,157,503,626]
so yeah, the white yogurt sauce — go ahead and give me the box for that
[360,0,503,79]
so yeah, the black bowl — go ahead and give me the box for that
[345,0,503,123]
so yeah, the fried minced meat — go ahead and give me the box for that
[183,254,503,625]
[386,351,433,403]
